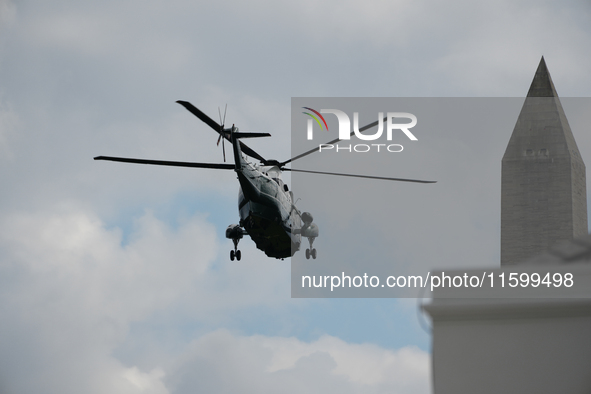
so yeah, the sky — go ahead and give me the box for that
[1,0,591,393]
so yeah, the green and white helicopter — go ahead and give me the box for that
[95,101,434,260]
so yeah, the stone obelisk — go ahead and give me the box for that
[501,57,587,266]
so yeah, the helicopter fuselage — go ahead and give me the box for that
[235,163,301,258]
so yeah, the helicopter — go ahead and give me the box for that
[95,101,435,260]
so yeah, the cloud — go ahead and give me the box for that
[0,206,428,393]
[0,101,18,159]
[121,367,169,394]
[433,0,591,95]
[0,0,16,28]
[167,330,430,394]
[0,206,216,393]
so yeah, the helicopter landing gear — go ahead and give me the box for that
[305,237,317,260]
[226,224,244,261]
[230,238,241,261]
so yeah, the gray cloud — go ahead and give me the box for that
[0,206,428,393]
[167,330,429,394]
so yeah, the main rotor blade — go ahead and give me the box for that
[237,141,267,162]
[177,100,221,132]
[177,100,268,163]
[94,156,235,170]
[281,117,386,166]
[283,167,436,183]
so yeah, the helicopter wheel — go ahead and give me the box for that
[236,250,241,261]
[311,248,317,259]
[305,248,310,260]
[230,250,235,261]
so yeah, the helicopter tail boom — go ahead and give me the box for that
[229,127,270,170]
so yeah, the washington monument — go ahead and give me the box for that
[501,57,587,266]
